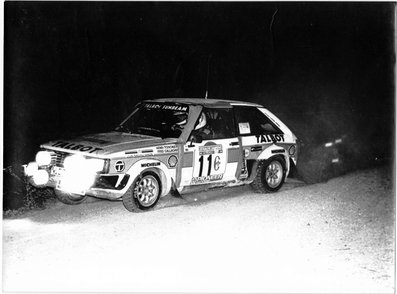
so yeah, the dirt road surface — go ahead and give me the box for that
[2,166,394,293]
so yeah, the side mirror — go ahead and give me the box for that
[188,133,203,147]
[194,134,203,143]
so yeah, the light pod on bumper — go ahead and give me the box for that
[32,170,49,186]
[25,162,39,177]
[35,151,52,166]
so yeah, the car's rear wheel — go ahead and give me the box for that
[54,189,88,205]
[122,172,161,212]
[251,157,286,193]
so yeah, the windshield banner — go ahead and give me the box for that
[143,103,188,112]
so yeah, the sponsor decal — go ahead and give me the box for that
[141,162,161,168]
[191,174,223,184]
[51,141,103,153]
[239,122,251,134]
[199,144,223,156]
[255,134,285,144]
[156,145,178,153]
[168,155,178,168]
[115,160,125,172]
[144,103,188,112]
[125,152,154,158]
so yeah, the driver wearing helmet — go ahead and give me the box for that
[171,111,188,132]
[195,112,206,130]
[194,112,213,137]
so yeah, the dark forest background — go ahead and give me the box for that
[3,2,395,209]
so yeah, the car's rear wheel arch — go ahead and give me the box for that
[247,154,287,181]
[272,154,287,169]
[251,155,287,193]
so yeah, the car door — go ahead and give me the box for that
[180,107,240,186]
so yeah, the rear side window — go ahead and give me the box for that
[234,106,282,136]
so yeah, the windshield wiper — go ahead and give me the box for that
[137,126,160,134]
[136,127,164,138]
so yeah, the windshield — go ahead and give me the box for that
[116,102,190,138]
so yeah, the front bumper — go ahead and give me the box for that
[26,164,130,200]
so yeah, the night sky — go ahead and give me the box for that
[4,2,395,168]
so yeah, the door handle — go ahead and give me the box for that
[229,141,239,146]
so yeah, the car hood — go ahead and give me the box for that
[41,131,179,156]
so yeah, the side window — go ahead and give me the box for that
[234,106,282,136]
[193,107,236,140]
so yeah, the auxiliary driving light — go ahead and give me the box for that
[32,170,49,186]
[25,162,39,176]
[35,151,52,166]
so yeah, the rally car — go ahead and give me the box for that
[24,98,298,212]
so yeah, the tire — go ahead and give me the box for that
[251,157,286,193]
[122,172,161,212]
[54,189,88,205]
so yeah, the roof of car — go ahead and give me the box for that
[144,98,263,107]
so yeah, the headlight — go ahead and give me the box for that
[35,151,52,166]
[64,155,106,173]
[63,155,86,170]
[87,158,106,172]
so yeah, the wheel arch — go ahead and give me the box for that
[247,149,290,182]
[123,159,173,197]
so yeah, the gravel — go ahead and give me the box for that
[2,165,394,293]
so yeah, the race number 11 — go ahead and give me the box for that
[198,155,220,177]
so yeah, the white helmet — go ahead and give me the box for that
[195,113,207,130]
[174,112,187,126]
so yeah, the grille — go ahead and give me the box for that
[51,151,68,167]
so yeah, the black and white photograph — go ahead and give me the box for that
[2,1,395,293]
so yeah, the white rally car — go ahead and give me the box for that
[25,98,298,212]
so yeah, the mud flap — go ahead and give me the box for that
[169,178,183,198]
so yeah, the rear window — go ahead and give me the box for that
[234,106,282,136]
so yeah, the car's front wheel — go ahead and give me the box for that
[122,172,161,212]
[54,189,88,205]
[251,157,286,193]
